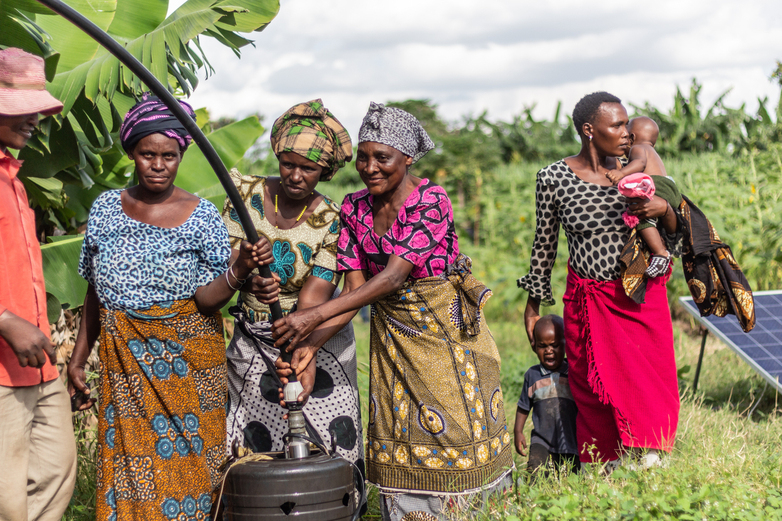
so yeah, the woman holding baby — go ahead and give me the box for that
[518,91,681,470]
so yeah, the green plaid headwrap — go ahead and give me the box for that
[270,99,353,181]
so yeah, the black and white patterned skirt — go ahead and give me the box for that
[225,311,364,473]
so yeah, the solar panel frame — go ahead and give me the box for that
[679,290,782,393]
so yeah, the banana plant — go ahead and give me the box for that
[0,0,276,314]
[0,0,279,234]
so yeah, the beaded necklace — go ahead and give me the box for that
[274,191,313,229]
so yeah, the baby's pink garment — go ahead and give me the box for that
[617,173,655,199]
[618,173,656,228]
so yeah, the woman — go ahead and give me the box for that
[67,93,269,520]
[274,103,513,521]
[221,99,365,471]
[517,92,680,468]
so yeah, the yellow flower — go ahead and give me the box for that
[473,420,483,440]
[394,445,409,465]
[465,362,476,381]
[446,448,461,459]
[394,382,404,401]
[398,401,409,420]
[475,399,484,419]
[424,457,445,468]
[456,458,474,469]
[519,215,526,223]
[463,383,475,402]
[477,443,489,463]
[413,446,431,459]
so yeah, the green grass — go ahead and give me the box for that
[352,312,782,520]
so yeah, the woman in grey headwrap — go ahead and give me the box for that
[274,102,513,520]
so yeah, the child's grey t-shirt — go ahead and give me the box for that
[517,360,578,454]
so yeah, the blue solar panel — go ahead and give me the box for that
[679,290,782,392]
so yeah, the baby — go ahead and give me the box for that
[514,315,578,476]
[607,117,682,277]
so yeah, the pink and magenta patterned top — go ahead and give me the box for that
[337,179,459,279]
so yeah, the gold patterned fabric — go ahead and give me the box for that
[680,195,755,332]
[221,170,342,318]
[618,227,651,304]
[367,268,513,494]
[95,299,226,521]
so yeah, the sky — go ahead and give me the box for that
[178,0,782,134]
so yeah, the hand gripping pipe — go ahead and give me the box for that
[34,0,298,383]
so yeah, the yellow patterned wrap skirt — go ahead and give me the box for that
[95,299,226,521]
[367,271,514,495]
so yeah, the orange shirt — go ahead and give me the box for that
[0,148,58,386]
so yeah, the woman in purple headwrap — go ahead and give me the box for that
[67,93,272,521]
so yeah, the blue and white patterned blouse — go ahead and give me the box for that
[79,190,231,310]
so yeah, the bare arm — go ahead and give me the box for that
[273,255,415,349]
[514,408,529,456]
[274,274,361,404]
[194,239,272,316]
[67,284,101,410]
[275,275,357,376]
[606,146,648,185]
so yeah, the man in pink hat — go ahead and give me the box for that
[0,47,76,521]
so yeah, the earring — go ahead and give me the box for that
[589,135,593,141]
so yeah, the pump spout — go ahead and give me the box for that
[283,381,310,459]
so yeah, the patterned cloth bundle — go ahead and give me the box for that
[357,102,434,163]
[119,92,196,152]
[270,99,353,181]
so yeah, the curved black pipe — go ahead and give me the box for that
[34,0,291,364]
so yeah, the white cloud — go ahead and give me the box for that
[176,0,782,135]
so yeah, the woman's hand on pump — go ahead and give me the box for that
[275,343,318,380]
[276,349,318,410]
[233,238,273,280]
[244,273,281,304]
[272,307,323,350]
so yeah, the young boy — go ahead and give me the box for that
[0,47,76,521]
[514,314,578,476]
[607,116,682,277]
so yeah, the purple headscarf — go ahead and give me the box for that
[119,92,196,152]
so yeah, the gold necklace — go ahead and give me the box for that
[275,191,313,229]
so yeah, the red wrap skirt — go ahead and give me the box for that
[563,263,679,462]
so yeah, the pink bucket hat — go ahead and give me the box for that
[0,48,63,117]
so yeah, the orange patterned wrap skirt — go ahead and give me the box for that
[95,299,226,521]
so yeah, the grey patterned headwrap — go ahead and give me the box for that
[357,102,435,163]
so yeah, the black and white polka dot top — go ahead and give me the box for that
[518,159,629,305]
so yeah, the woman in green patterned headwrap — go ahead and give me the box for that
[221,100,365,485]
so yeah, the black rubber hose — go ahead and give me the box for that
[33,0,285,323]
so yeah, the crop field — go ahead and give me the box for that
[62,92,782,519]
